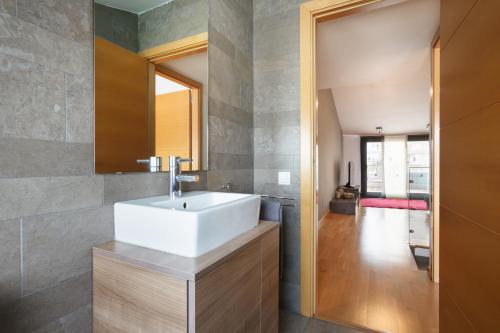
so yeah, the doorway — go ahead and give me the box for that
[153,64,204,171]
[300,0,440,331]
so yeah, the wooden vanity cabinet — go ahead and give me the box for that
[93,255,188,332]
[93,222,279,333]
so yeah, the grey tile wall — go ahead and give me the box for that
[0,0,304,329]
[253,0,303,313]
[0,2,175,331]
[1,272,93,332]
[65,73,93,143]
[0,218,21,306]
[0,0,16,16]
[17,0,93,44]
[22,206,114,294]
[94,3,139,52]
[138,0,208,51]
[103,172,169,205]
[0,176,104,220]
[0,52,66,142]
[207,0,254,193]
[0,138,92,178]
[95,0,208,53]
[0,12,92,76]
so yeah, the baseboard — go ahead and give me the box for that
[318,213,329,230]
[315,315,389,333]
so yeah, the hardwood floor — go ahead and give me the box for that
[317,208,438,333]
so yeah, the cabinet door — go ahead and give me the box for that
[93,255,187,332]
[194,242,262,332]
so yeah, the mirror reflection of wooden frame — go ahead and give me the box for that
[144,32,208,171]
[151,65,203,171]
[95,33,207,174]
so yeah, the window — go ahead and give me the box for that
[361,137,384,197]
[407,140,430,196]
[361,135,430,198]
[366,142,384,193]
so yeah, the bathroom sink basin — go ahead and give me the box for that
[114,191,261,257]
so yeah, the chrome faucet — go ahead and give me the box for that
[168,156,199,199]
[137,156,162,172]
[219,180,232,192]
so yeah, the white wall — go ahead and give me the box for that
[318,89,343,219]
[341,135,361,189]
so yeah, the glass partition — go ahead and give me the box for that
[407,138,431,270]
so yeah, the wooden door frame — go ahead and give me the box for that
[139,33,207,171]
[139,32,208,64]
[430,32,440,283]
[154,66,203,171]
[299,0,410,316]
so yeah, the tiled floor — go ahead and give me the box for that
[279,311,366,333]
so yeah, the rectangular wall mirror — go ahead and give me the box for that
[94,0,208,173]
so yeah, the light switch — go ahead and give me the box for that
[278,171,291,185]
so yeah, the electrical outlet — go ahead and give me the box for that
[278,171,291,185]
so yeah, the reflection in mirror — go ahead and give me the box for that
[154,53,209,171]
[94,0,208,173]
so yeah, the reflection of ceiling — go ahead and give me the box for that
[317,0,439,135]
[95,0,173,14]
[156,51,209,96]
[155,75,188,95]
[160,52,208,89]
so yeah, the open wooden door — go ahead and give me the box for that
[95,37,149,173]
[440,0,500,331]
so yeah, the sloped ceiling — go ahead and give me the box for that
[317,0,440,135]
[95,0,173,14]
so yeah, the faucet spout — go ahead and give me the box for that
[168,156,199,199]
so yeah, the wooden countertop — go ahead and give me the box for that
[93,220,279,281]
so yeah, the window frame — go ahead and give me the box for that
[360,136,384,198]
[407,134,430,200]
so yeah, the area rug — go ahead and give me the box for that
[361,198,427,210]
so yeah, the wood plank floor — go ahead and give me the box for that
[317,208,439,333]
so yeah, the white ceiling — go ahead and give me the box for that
[155,75,188,95]
[317,0,439,135]
[95,0,173,14]
[160,52,208,89]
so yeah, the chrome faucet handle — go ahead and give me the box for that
[176,157,193,165]
[137,156,162,172]
[219,181,232,192]
[168,156,198,199]
[168,156,191,171]
[176,174,200,182]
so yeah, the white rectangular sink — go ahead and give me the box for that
[114,191,261,257]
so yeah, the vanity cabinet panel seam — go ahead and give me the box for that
[193,227,278,281]
[194,241,261,332]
